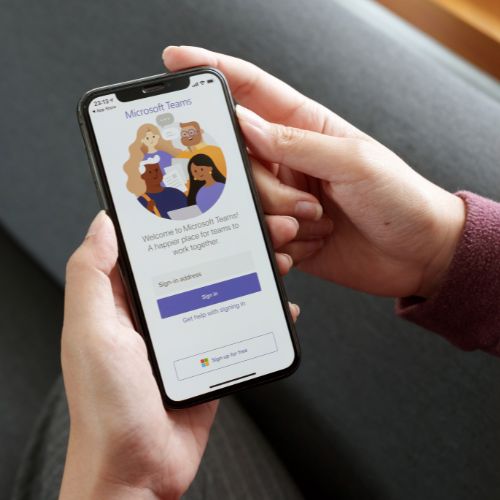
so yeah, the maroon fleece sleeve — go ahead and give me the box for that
[397,192,500,355]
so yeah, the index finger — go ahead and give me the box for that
[162,46,363,139]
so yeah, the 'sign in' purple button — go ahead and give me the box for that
[157,272,261,318]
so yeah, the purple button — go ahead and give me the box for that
[157,272,261,318]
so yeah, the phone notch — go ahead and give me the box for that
[116,75,190,102]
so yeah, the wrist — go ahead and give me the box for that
[60,459,170,500]
[60,430,180,500]
[417,193,466,298]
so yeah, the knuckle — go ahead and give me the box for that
[272,124,305,157]
[350,138,380,166]
[345,139,381,179]
[350,138,371,160]
[273,125,305,163]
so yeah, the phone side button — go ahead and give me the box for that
[93,180,108,210]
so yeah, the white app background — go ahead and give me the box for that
[89,73,296,401]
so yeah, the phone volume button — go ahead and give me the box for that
[93,180,108,210]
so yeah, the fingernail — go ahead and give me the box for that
[236,105,267,130]
[295,201,323,220]
[278,252,294,268]
[290,302,301,317]
[86,211,106,238]
[162,46,177,59]
[284,216,300,230]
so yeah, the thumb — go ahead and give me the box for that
[64,211,118,330]
[237,105,363,182]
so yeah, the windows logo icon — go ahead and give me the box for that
[200,357,210,368]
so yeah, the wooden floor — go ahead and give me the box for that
[376,0,500,80]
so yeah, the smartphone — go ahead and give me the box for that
[77,68,300,408]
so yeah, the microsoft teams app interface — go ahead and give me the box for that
[88,72,296,401]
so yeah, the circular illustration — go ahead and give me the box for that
[123,118,227,220]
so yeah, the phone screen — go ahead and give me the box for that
[84,70,298,403]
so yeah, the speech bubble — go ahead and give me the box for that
[161,126,179,140]
[156,112,175,128]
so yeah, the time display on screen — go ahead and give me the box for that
[92,97,115,107]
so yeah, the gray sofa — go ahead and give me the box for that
[1,0,499,498]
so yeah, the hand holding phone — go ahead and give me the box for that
[61,211,220,499]
[61,171,304,499]
[163,47,464,300]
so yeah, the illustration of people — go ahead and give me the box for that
[186,154,226,213]
[126,155,188,219]
[124,122,227,219]
[124,123,182,182]
[177,121,227,178]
